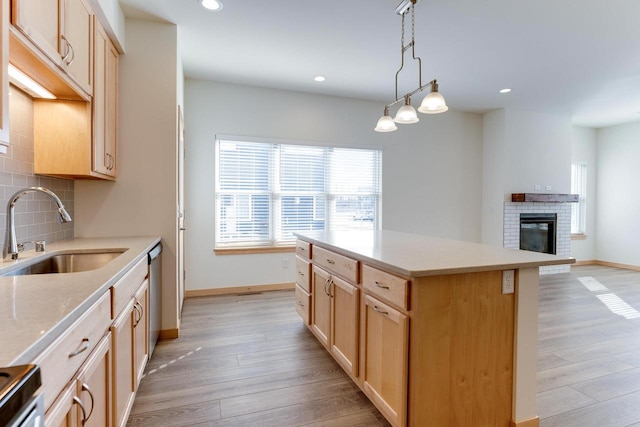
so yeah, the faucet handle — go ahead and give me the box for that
[36,240,46,252]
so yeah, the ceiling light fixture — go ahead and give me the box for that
[314,75,326,82]
[375,0,447,132]
[500,88,512,93]
[201,0,223,11]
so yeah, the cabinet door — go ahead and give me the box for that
[362,295,408,427]
[61,0,92,93]
[45,383,75,427]
[1,0,9,146]
[311,266,331,348]
[77,334,111,427]
[133,280,149,388]
[11,0,61,65]
[330,275,359,378]
[93,20,117,178]
[111,299,135,427]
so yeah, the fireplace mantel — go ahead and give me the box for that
[511,193,578,203]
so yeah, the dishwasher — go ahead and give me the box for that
[148,242,162,357]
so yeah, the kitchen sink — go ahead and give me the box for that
[1,251,125,276]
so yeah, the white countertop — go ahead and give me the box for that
[0,236,161,366]
[296,230,574,277]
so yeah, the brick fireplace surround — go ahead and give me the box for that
[503,201,571,274]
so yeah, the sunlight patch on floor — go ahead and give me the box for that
[577,276,610,292]
[596,293,640,320]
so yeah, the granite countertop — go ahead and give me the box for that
[0,236,161,366]
[296,230,575,277]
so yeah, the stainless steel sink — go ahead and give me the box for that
[1,251,124,276]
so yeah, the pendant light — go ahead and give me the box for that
[374,0,448,132]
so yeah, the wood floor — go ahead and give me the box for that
[128,265,640,426]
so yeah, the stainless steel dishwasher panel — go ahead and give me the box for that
[148,242,162,357]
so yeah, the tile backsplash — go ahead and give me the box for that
[0,86,74,248]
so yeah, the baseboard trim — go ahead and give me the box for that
[574,260,597,266]
[592,260,640,271]
[159,328,179,340]
[186,282,295,298]
[511,416,539,427]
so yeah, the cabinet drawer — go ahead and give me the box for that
[313,246,359,284]
[296,240,312,260]
[295,256,311,292]
[294,284,311,325]
[362,264,410,310]
[34,291,111,412]
[111,257,147,318]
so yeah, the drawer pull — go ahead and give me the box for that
[326,259,335,264]
[299,247,306,251]
[298,271,305,276]
[373,305,389,315]
[81,382,95,423]
[296,300,305,306]
[375,281,390,289]
[69,338,90,358]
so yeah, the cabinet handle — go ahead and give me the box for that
[375,281,390,289]
[72,396,88,425]
[66,41,75,65]
[81,382,95,424]
[372,305,389,315]
[298,247,305,252]
[68,338,90,358]
[133,301,144,327]
[324,276,331,296]
[296,300,304,306]
[326,259,335,264]
[61,35,71,62]
[298,271,305,276]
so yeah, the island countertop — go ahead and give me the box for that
[0,236,161,366]
[295,230,574,277]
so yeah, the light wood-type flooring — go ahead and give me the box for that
[128,265,640,426]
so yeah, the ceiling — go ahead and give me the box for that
[119,0,640,128]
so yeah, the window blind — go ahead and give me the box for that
[215,139,382,247]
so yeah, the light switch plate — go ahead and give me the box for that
[502,270,515,294]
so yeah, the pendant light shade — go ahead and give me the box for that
[418,83,448,114]
[374,107,398,132]
[394,97,419,124]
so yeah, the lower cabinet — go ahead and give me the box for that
[311,266,359,378]
[111,275,150,427]
[46,333,112,427]
[362,295,409,427]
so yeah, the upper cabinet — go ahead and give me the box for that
[11,0,93,95]
[1,0,9,148]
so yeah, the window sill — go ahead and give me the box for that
[571,233,588,241]
[214,245,296,255]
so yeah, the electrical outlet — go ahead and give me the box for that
[545,185,552,191]
[502,270,515,294]
[534,185,541,191]
[281,258,289,268]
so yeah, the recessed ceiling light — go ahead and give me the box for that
[314,76,326,82]
[499,88,512,94]
[201,0,223,11]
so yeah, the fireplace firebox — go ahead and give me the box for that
[520,213,557,255]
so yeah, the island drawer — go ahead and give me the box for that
[296,256,311,292]
[33,291,111,411]
[362,264,410,310]
[294,284,311,325]
[296,240,312,260]
[313,246,359,284]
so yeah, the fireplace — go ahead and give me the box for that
[519,213,557,255]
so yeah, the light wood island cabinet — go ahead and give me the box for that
[295,230,574,427]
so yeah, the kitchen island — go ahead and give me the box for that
[294,230,574,427]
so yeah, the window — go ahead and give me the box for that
[571,162,587,234]
[215,137,382,248]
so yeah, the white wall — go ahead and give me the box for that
[596,121,640,266]
[75,19,180,330]
[185,80,483,291]
[481,108,573,246]
[571,126,597,261]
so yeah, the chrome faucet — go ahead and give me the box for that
[3,187,72,260]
